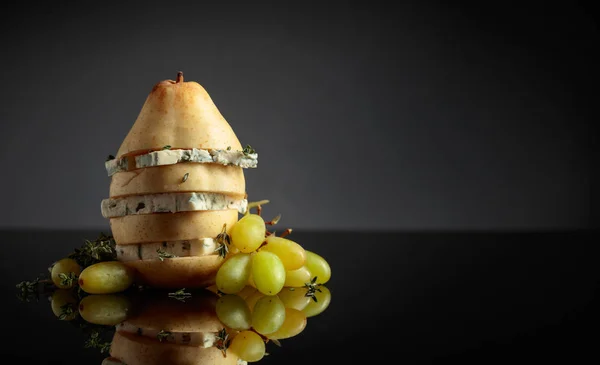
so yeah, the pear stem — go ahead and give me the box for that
[176,71,184,83]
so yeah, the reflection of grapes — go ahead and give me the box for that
[51,289,78,321]
[51,258,81,289]
[284,266,312,288]
[230,214,266,253]
[251,295,286,335]
[216,294,252,330]
[260,236,306,270]
[78,294,131,325]
[252,251,285,295]
[216,253,252,294]
[305,251,331,284]
[267,308,307,340]
[229,330,266,362]
[78,261,134,294]
[244,289,265,313]
[303,286,331,317]
[277,287,312,311]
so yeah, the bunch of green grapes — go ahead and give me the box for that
[216,211,332,297]
[215,284,331,362]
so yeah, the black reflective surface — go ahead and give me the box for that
[3,230,598,364]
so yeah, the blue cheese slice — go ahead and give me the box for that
[116,321,217,347]
[116,238,217,261]
[105,148,258,176]
[101,192,247,218]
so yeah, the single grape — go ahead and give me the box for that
[251,295,286,335]
[252,251,285,295]
[267,308,307,340]
[230,214,266,253]
[229,330,265,362]
[244,290,265,313]
[302,285,331,318]
[261,236,306,271]
[216,253,252,294]
[216,294,252,330]
[51,258,82,289]
[78,261,135,294]
[78,294,131,325]
[277,287,312,311]
[284,266,312,288]
[51,289,79,321]
[304,251,331,284]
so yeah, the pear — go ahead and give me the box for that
[116,72,243,158]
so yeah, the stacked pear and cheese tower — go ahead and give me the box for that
[101,72,257,288]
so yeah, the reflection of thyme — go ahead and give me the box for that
[85,330,111,353]
[157,248,177,261]
[58,303,76,320]
[168,288,192,302]
[16,275,52,302]
[215,328,230,357]
[304,277,322,302]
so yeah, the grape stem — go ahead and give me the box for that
[279,228,292,238]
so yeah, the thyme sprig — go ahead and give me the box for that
[157,330,172,342]
[215,328,230,357]
[168,288,192,302]
[16,275,52,302]
[69,233,116,268]
[242,144,256,156]
[157,248,177,261]
[214,224,231,258]
[304,276,323,302]
[58,272,78,288]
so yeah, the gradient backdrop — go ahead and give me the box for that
[0,1,596,231]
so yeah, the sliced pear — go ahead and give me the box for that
[109,163,246,198]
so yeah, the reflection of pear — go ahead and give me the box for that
[117,72,242,158]
[107,289,241,365]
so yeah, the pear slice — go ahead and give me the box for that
[116,72,243,158]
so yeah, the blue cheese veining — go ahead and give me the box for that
[105,148,258,176]
[101,192,247,218]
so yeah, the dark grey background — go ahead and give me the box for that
[0,1,596,230]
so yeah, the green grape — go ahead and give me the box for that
[244,290,264,313]
[305,251,331,284]
[247,272,257,288]
[252,251,285,295]
[302,285,331,318]
[51,289,79,321]
[267,308,307,340]
[229,330,265,362]
[230,214,266,253]
[216,253,252,294]
[284,266,312,288]
[261,236,306,271]
[51,258,82,289]
[277,287,312,311]
[216,294,252,330]
[78,261,135,294]
[251,295,286,335]
[78,294,131,325]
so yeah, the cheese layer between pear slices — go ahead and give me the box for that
[116,321,217,347]
[116,239,217,262]
[105,148,257,176]
[101,192,247,218]
[109,163,245,199]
